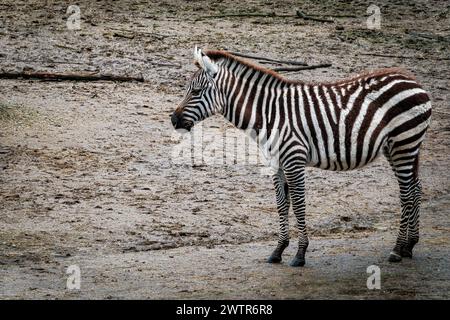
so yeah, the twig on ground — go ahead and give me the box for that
[296,10,334,23]
[407,31,450,42]
[227,51,307,66]
[108,27,174,39]
[1,58,89,65]
[360,53,425,59]
[112,31,135,39]
[196,10,345,22]
[359,53,450,60]
[195,12,280,21]
[54,43,79,51]
[0,71,145,82]
[306,13,358,18]
[273,63,332,72]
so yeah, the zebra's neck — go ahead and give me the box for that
[219,59,290,132]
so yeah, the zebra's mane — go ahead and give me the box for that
[203,50,415,86]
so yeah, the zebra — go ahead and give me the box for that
[171,47,432,267]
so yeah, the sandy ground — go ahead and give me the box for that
[0,0,449,299]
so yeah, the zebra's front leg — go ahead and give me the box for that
[267,169,290,263]
[285,166,308,267]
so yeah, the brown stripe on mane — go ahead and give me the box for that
[203,50,417,85]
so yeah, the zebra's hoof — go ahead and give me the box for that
[401,247,413,258]
[267,254,282,263]
[388,251,402,262]
[289,256,305,267]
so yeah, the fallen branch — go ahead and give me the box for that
[112,31,135,39]
[1,58,89,65]
[359,52,450,60]
[195,12,279,21]
[196,10,350,22]
[360,53,425,59]
[225,50,331,72]
[407,31,450,42]
[227,51,307,66]
[0,71,144,82]
[306,13,358,18]
[147,61,182,68]
[108,27,174,39]
[273,63,332,72]
[54,43,79,51]
[296,10,334,23]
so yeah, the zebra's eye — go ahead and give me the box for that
[191,88,202,95]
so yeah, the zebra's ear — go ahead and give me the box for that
[201,54,218,77]
[194,46,218,77]
[193,46,203,68]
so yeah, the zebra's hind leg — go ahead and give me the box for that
[384,146,406,261]
[386,147,422,262]
[267,169,290,263]
[402,155,422,259]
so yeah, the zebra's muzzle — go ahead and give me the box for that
[171,112,193,131]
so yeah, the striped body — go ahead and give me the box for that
[213,58,431,173]
[172,49,432,266]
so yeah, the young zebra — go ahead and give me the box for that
[171,47,432,267]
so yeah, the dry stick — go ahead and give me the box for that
[259,61,284,66]
[195,12,280,21]
[0,71,144,82]
[296,10,334,23]
[54,43,79,51]
[359,53,450,60]
[227,51,307,66]
[407,31,450,42]
[360,53,425,59]
[306,13,358,18]
[273,64,332,72]
[112,32,135,39]
[148,61,182,68]
[196,11,350,22]
[108,27,174,39]
[1,58,89,65]
[5,57,180,70]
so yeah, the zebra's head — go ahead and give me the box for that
[171,47,222,131]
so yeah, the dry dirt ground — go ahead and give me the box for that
[0,0,449,299]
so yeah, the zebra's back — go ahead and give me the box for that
[297,69,432,171]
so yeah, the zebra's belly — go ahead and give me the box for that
[306,147,384,171]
